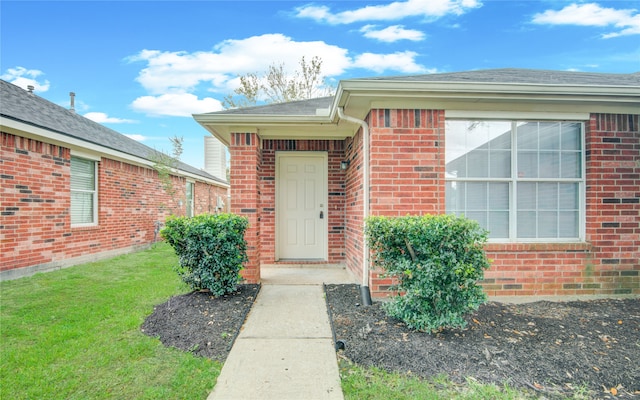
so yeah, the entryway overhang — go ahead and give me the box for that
[192,114,358,146]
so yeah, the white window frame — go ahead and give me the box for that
[186,180,195,217]
[445,119,586,243]
[70,156,98,227]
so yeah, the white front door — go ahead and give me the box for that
[276,152,327,260]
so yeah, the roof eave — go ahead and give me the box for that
[336,80,640,119]
[193,113,358,145]
[1,115,228,187]
[194,79,640,143]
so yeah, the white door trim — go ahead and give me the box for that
[275,151,328,261]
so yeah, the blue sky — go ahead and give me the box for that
[2,0,639,170]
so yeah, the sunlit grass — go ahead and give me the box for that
[1,243,220,399]
[339,360,536,400]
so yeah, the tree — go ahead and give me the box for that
[150,135,184,215]
[222,56,333,109]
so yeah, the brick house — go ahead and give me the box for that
[195,68,639,298]
[1,80,229,280]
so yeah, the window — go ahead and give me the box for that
[70,156,97,225]
[445,120,583,241]
[186,181,194,217]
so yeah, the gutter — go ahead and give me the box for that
[337,107,372,306]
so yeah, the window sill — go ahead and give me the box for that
[71,223,99,230]
[485,242,591,252]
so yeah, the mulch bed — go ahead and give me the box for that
[142,283,639,398]
[141,284,260,362]
[326,284,640,399]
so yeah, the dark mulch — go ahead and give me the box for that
[141,284,260,362]
[142,283,639,398]
[327,284,640,399]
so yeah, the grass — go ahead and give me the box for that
[0,243,219,400]
[339,361,536,400]
[1,244,589,399]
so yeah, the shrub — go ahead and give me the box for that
[365,214,491,332]
[161,213,249,296]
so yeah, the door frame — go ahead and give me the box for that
[275,151,328,261]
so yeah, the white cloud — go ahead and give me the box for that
[532,3,640,38]
[353,51,433,73]
[131,93,224,117]
[127,34,350,95]
[84,112,136,124]
[1,66,50,92]
[127,33,437,116]
[361,25,426,42]
[124,134,148,141]
[295,0,481,24]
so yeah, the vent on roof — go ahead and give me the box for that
[27,85,34,94]
[69,92,76,113]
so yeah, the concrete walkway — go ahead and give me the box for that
[208,266,355,400]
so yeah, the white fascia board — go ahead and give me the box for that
[194,113,352,143]
[1,117,153,166]
[70,149,102,161]
[340,79,640,99]
[194,113,334,125]
[1,117,227,188]
[445,110,590,121]
[338,82,640,117]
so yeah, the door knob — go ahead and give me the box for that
[319,211,324,219]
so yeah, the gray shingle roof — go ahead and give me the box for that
[1,79,226,185]
[356,68,640,86]
[206,96,334,116]
[197,69,640,119]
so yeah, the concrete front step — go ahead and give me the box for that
[260,265,357,285]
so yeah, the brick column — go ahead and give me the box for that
[229,132,261,283]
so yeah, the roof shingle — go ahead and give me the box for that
[1,79,225,185]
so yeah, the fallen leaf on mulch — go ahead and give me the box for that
[325,284,640,398]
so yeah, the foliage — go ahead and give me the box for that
[222,56,334,108]
[0,244,219,400]
[161,213,249,296]
[150,135,184,214]
[365,214,491,332]
[340,361,533,400]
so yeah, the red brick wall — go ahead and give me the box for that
[1,133,71,270]
[369,109,446,216]
[360,110,639,298]
[0,132,228,276]
[365,109,447,294]
[344,125,365,282]
[481,113,639,296]
[227,111,638,298]
[229,132,261,282]
[228,135,348,282]
[259,140,346,265]
[194,180,228,215]
[584,113,639,293]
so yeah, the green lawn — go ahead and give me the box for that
[340,361,537,400]
[2,244,569,399]
[1,243,219,400]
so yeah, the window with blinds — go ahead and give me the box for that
[70,156,97,225]
[445,120,584,241]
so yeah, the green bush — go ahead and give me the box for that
[161,213,249,296]
[365,214,491,332]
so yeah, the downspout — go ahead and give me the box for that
[337,107,372,306]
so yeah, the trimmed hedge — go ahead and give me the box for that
[161,213,248,296]
[365,214,491,332]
